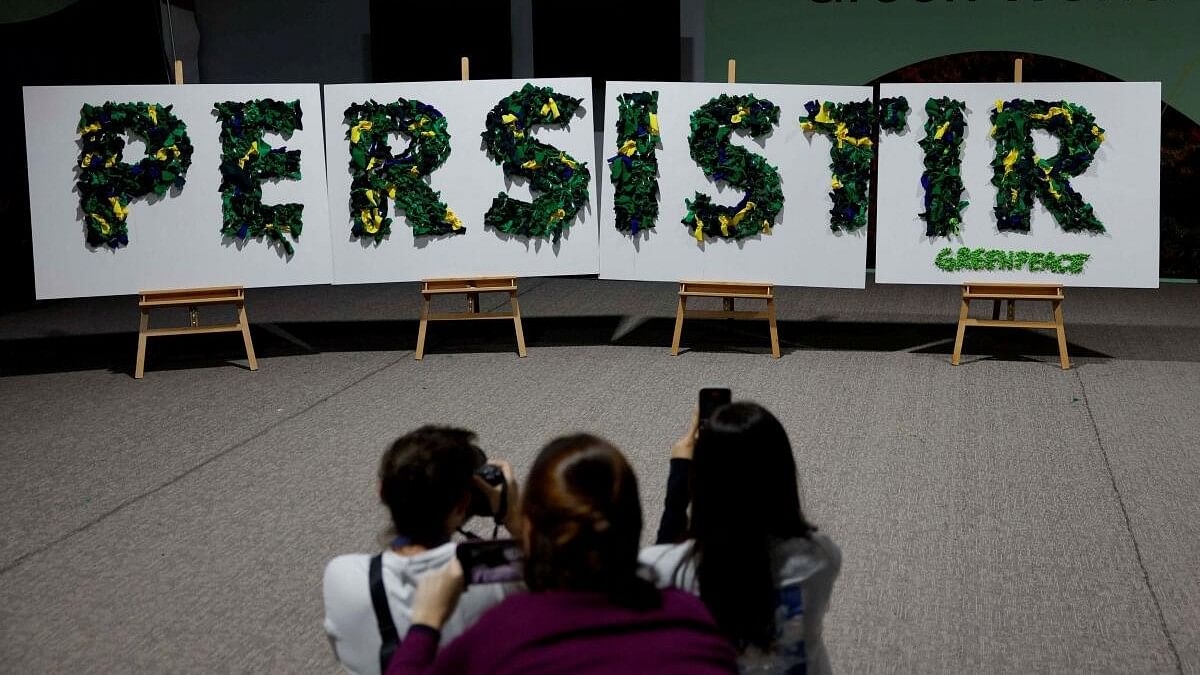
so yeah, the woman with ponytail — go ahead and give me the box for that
[386,434,738,675]
[641,402,842,674]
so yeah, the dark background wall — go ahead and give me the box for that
[192,0,370,84]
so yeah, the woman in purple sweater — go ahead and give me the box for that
[385,434,738,675]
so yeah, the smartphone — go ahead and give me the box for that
[699,387,732,425]
[455,539,523,585]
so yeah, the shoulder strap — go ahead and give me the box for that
[369,554,401,674]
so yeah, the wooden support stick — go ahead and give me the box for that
[1014,57,1023,84]
[174,59,184,85]
[727,58,736,84]
[461,56,470,82]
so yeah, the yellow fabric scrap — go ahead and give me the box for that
[1091,125,1105,142]
[1002,149,1019,175]
[501,114,517,125]
[649,113,659,135]
[549,208,566,223]
[410,165,419,175]
[445,209,463,230]
[540,98,560,119]
[619,139,637,157]
[1031,106,1073,124]
[834,123,871,148]
[814,103,833,124]
[104,155,118,168]
[560,152,576,169]
[388,186,397,200]
[350,120,373,143]
[995,100,1004,113]
[521,159,538,169]
[154,144,178,161]
[366,157,380,172]
[762,219,772,234]
[147,105,157,126]
[831,176,843,190]
[1041,162,1061,200]
[731,106,749,124]
[719,201,756,235]
[693,216,704,241]
[934,122,950,141]
[238,141,259,169]
[109,196,128,221]
[92,213,111,235]
[79,122,101,135]
[365,189,377,206]
[359,208,382,234]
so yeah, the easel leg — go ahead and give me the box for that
[467,292,480,313]
[238,303,259,371]
[135,308,150,379]
[1007,299,1016,321]
[415,294,430,361]
[767,298,780,359]
[510,291,527,358]
[723,297,734,315]
[951,297,970,366]
[671,296,686,356]
[991,300,1001,320]
[1053,299,1070,370]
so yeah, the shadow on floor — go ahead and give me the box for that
[10,314,1192,377]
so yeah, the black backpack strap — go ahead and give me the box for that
[369,554,400,674]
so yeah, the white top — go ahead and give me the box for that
[323,544,514,675]
[640,533,842,675]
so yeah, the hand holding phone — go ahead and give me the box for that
[455,539,523,585]
[698,387,731,426]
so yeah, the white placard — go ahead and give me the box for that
[322,78,599,284]
[23,84,332,300]
[598,81,873,288]
[875,82,1160,288]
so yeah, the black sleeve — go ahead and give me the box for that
[655,458,693,544]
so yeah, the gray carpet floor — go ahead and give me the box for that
[1,277,1197,674]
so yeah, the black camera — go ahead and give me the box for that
[468,450,507,519]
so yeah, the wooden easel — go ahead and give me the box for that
[416,276,527,360]
[950,58,1071,370]
[135,285,258,378]
[951,282,1069,369]
[669,59,782,359]
[413,57,527,361]
[671,280,780,358]
[132,61,260,378]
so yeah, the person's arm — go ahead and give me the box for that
[385,625,441,674]
[655,412,698,544]
[385,560,467,675]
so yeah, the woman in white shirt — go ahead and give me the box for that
[641,403,842,675]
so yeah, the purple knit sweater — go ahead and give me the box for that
[385,588,738,674]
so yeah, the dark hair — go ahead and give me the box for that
[686,402,814,651]
[378,426,481,548]
[522,434,659,609]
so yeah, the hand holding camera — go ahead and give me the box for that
[470,459,522,538]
